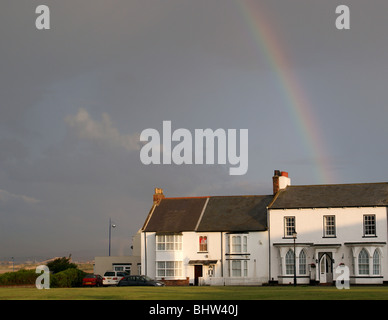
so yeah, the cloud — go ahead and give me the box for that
[0,189,40,205]
[65,108,140,152]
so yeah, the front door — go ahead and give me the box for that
[319,253,333,284]
[194,265,203,286]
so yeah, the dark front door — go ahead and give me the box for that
[194,265,203,286]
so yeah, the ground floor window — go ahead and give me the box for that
[285,249,294,275]
[113,264,131,274]
[156,261,183,278]
[358,249,369,275]
[373,250,381,275]
[299,250,307,275]
[229,260,248,277]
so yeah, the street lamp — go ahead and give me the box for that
[293,231,297,286]
[108,218,116,256]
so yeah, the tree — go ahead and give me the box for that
[46,256,77,274]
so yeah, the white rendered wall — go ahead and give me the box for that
[268,207,387,284]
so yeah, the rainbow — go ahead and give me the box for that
[236,0,334,184]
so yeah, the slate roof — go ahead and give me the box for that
[143,197,208,232]
[196,195,272,232]
[142,182,388,233]
[142,195,272,233]
[268,183,388,209]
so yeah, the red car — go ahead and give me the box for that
[82,274,103,287]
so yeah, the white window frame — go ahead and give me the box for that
[230,260,248,277]
[363,215,376,237]
[228,234,248,254]
[358,248,369,275]
[284,216,296,238]
[373,249,381,275]
[323,215,336,237]
[156,234,182,251]
[156,261,183,278]
[285,249,294,275]
[299,249,307,275]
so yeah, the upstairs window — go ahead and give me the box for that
[284,216,296,237]
[323,215,336,237]
[227,235,248,254]
[363,215,376,237]
[199,236,208,252]
[156,234,182,251]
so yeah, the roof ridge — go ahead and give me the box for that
[164,196,210,200]
[164,194,272,200]
[289,182,388,188]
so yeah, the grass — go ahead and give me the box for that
[1,285,388,300]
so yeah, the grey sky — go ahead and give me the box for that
[1,1,388,261]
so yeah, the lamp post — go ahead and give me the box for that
[293,232,297,286]
[108,218,116,256]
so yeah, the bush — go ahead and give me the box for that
[50,268,86,288]
[0,269,37,286]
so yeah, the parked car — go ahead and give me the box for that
[82,274,103,287]
[102,271,129,286]
[117,275,165,287]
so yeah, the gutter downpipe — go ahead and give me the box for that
[221,232,224,282]
[144,232,147,276]
[267,207,271,284]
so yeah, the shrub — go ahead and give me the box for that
[50,268,86,288]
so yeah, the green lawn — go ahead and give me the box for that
[1,285,388,300]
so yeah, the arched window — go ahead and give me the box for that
[373,249,380,275]
[358,248,369,275]
[299,250,307,275]
[285,249,294,275]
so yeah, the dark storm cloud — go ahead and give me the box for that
[1,0,388,259]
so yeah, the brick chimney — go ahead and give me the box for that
[272,170,291,194]
[153,188,165,205]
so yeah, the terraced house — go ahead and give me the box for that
[140,171,388,285]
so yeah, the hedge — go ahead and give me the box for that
[0,269,38,286]
[0,267,87,288]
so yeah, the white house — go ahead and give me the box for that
[141,190,271,285]
[268,171,388,285]
[140,172,388,285]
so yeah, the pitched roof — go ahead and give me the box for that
[142,197,208,232]
[268,183,388,209]
[142,195,272,233]
[196,195,272,232]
